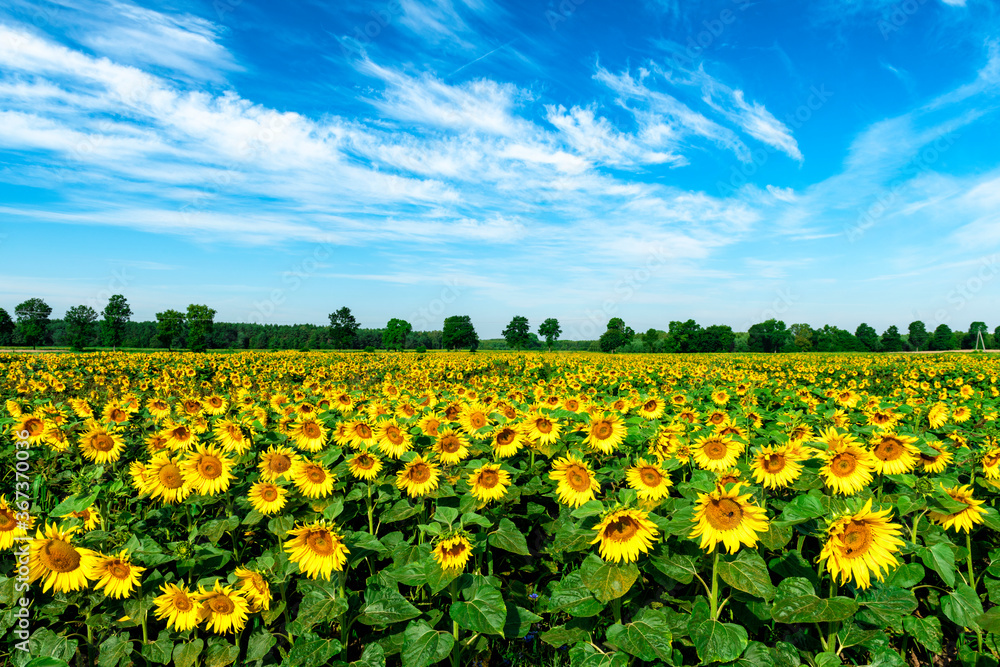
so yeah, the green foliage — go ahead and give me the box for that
[383,318,413,350]
[15,297,52,348]
[442,315,479,350]
[931,323,956,351]
[186,304,217,352]
[155,309,185,351]
[747,319,788,353]
[0,307,14,345]
[101,294,132,349]
[329,307,361,349]
[502,315,531,351]
[908,320,929,351]
[538,317,561,351]
[64,304,98,351]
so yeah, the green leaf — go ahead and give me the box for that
[605,608,673,662]
[540,624,591,647]
[297,591,349,627]
[902,615,943,654]
[814,652,843,667]
[770,641,802,667]
[141,632,174,665]
[246,630,276,662]
[348,532,388,556]
[172,639,204,667]
[759,522,793,550]
[981,507,1000,532]
[718,550,774,601]
[267,515,294,536]
[552,522,594,553]
[883,563,925,588]
[855,587,917,630]
[350,643,386,667]
[502,602,543,640]
[651,550,698,585]
[434,506,459,525]
[25,660,69,667]
[450,584,507,636]
[775,577,815,600]
[771,596,858,624]
[382,499,419,523]
[567,643,630,667]
[286,638,343,666]
[778,493,825,524]
[942,583,985,629]
[358,586,421,626]
[691,620,749,664]
[918,543,956,587]
[204,638,240,667]
[579,554,639,603]
[49,492,99,517]
[424,559,461,594]
[726,641,776,667]
[28,628,77,663]
[401,621,455,667]
[489,518,531,556]
[868,648,907,667]
[571,500,606,519]
[547,572,604,617]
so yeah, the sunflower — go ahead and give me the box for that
[234,566,271,612]
[29,523,99,593]
[869,433,919,475]
[491,425,525,458]
[591,508,659,563]
[195,581,250,635]
[213,418,251,455]
[690,483,769,554]
[431,429,470,465]
[284,520,350,579]
[418,413,443,437]
[549,455,601,507]
[711,390,730,405]
[86,549,145,599]
[692,435,743,472]
[42,425,70,451]
[15,413,47,444]
[396,455,440,498]
[247,482,288,515]
[291,459,336,498]
[524,412,562,446]
[290,418,328,453]
[637,398,665,420]
[820,438,875,496]
[919,442,953,474]
[929,485,987,533]
[181,445,235,496]
[0,495,29,549]
[459,403,493,434]
[102,402,131,425]
[820,499,903,589]
[468,463,512,503]
[144,453,191,504]
[750,445,803,490]
[204,395,228,416]
[625,458,672,502]
[705,410,729,428]
[154,583,202,631]
[432,533,473,571]
[79,421,126,464]
[584,413,627,454]
[145,433,171,456]
[953,406,972,423]
[162,421,198,451]
[60,505,102,531]
[258,446,300,481]
[348,451,384,481]
[375,419,413,459]
[927,403,949,429]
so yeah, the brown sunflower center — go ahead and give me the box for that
[209,397,223,408]
[40,539,81,573]
[710,413,726,424]
[705,498,744,531]
[639,467,662,487]
[470,412,487,429]
[702,439,729,460]
[303,422,321,439]
[424,420,440,436]
[356,455,375,470]
[159,463,183,489]
[565,464,592,492]
[763,454,786,473]
[873,438,903,461]
[478,469,500,489]
[152,401,168,412]
[261,487,279,502]
[306,530,335,555]
[0,510,17,531]
[172,426,191,441]
[355,424,373,440]
[305,465,326,484]
[109,562,131,579]
[338,394,351,405]
[173,592,193,612]
[92,433,116,452]
[603,515,640,542]
[385,426,404,445]
[24,418,45,436]
[592,421,613,440]
[841,521,873,557]
[496,429,516,446]
[643,400,657,412]
[444,542,468,558]
[208,595,235,615]
[830,452,858,477]
[790,427,807,440]
[565,400,579,411]
[109,409,128,423]
[198,456,223,480]
[534,418,553,434]
[268,454,292,473]
[439,436,462,454]
[408,463,432,483]
[184,401,201,415]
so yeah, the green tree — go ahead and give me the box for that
[502,315,531,351]
[930,323,955,351]
[328,307,360,349]
[15,298,52,349]
[880,325,904,352]
[643,328,661,352]
[789,323,814,351]
[664,319,702,353]
[747,319,788,353]
[966,321,989,349]
[0,308,13,346]
[156,310,185,351]
[442,315,479,350]
[186,304,217,352]
[855,323,880,351]
[698,325,735,352]
[907,321,929,351]
[101,294,132,350]
[382,318,413,350]
[599,328,628,353]
[64,305,98,351]
[538,318,561,351]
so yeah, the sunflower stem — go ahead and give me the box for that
[911,509,928,545]
[366,483,375,536]
[449,579,462,667]
[966,530,977,591]
[612,596,621,625]
[141,609,148,644]
[279,578,293,647]
[709,548,720,621]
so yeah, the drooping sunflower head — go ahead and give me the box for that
[549,455,601,508]
[591,508,659,563]
[291,459,336,499]
[0,495,30,549]
[154,583,202,632]
[29,522,99,593]
[625,458,672,502]
[468,463,512,503]
[395,455,440,498]
[869,433,919,475]
[637,398,665,420]
[929,485,987,533]
[86,549,145,599]
[690,483,769,554]
[927,403,949,429]
[234,566,271,612]
[432,532,473,571]
[820,499,903,589]
[283,519,350,580]
[213,418,251,455]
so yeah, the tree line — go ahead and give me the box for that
[1,298,995,353]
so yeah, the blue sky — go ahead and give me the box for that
[1,0,999,338]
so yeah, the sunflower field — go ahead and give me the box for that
[3,350,1000,667]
